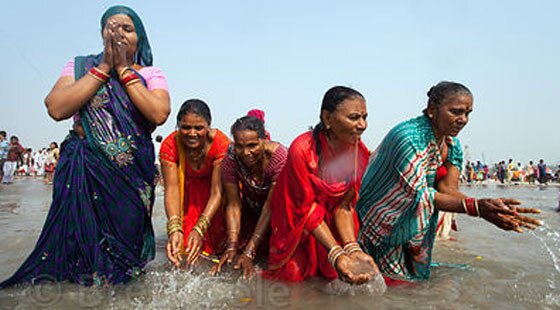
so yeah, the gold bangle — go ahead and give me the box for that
[118,66,133,78]
[167,226,183,236]
[125,78,141,87]
[168,215,181,222]
[193,225,205,238]
[88,71,106,83]
[93,67,110,79]
[167,223,182,233]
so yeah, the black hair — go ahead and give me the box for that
[230,115,266,139]
[176,99,212,125]
[312,86,364,164]
[0,131,6,137]
[50,142,58,148]
[10,136,18,141]
[423,81,472,116]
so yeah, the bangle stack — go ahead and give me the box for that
[167,215,183,236]
[328,245,345,268]
[462,197,480,217]
[192,214,210,238]
[119,66,141,87]
[88,67,110,83]
[343,242,362,255]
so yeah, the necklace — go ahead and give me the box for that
[188,147,206,162]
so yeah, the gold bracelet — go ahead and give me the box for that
[168,215,181,222]
[167,226,183,236]
[167,223,182,233]
[88,71,106,83]
[193,225,204,238]
[125,78,141,87]
[118,66,133,78]
[93,67,110,79]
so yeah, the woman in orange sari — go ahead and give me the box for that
[265,86,379,284]
[160,99,230,267]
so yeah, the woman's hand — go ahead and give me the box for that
[234,253,256,279]
[165,231,184,268]
[209,249,236,276]
[335,254,373,285]
[348,250,381,276]
[101,21,117,70]
[112,33,132,72]
[184,230,203,265]
[478,198,541,232]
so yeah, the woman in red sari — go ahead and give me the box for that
[160,99,230,267]
[265,86,379,284]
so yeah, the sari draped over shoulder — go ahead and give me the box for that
[159,130,230,255]
[356,115,463,281]
[1,53,158,287]
[264,131,370,282]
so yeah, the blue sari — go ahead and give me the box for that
[1,6,157,287]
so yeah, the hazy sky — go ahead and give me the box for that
[1,1,558,165]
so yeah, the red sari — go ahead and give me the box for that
[264,131,370,282]
[160,130,230,255]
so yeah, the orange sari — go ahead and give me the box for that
[160,130,230,254]
[264,131,369,282]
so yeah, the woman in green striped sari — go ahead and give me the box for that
[356,81,541,282]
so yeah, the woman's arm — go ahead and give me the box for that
[231,183,278,278]
[209,181,242,275]
[184,161,224,264]
[334,190,358,244]
[44,64,111,121]
[161,159,183,267]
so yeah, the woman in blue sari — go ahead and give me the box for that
[1,5,170,287]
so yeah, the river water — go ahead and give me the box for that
[0,178,559,309]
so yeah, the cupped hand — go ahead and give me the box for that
[209,249,236,276]
[233,253,256,279]
[184,230,203,266]
[348,250,381,276]
[335,254,373,285]
[165,231,184,267]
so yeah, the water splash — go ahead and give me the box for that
[322,273,387,296]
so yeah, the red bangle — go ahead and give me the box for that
[464,197,479,216]
[120,72,139,85]
[88,68,109,83]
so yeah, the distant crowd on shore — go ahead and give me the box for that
[0,130,60,185]
[462,158,560,185]
[3,129,558,188]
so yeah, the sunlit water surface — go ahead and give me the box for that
[1,178,559,309]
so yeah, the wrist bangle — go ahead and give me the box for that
[464,197,478,217]
[343,242,362,254]
[193,225,204,238]
[125,78,141,87]
[118,66,133,78]
[327,245,344,267]
[120,72,139,85]
[88,68,109,83]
